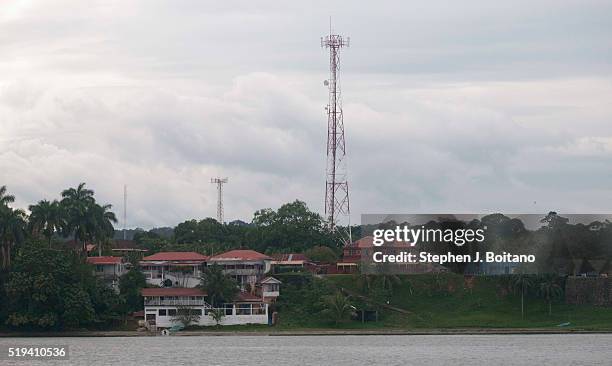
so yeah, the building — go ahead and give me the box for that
[259,277,281,303]
[111,239,149,258]
[140,252,208,288]
[271,253,312,272]
[329,236,446,274]
[141,287,269,328]
[208,250,272,290]
[86,256,126,290]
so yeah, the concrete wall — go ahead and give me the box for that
[565,276,611,306]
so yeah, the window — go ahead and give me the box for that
[168,309,177,316]
[96,265,104,272]
[158,309,167,316]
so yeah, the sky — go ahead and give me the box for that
[1,0,612,229]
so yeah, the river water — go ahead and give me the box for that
[1,334,611,365]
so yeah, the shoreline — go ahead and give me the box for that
[1,328,611,337]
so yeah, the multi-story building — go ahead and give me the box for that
[207,249,272,290]
[141,287,269,328]
[86,256,126,290]
[140,252,208,288]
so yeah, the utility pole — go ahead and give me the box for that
[123,184,127,240]
[322,21,352,245]
[210,178,228,224]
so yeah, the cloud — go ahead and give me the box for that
[1,1,612,228]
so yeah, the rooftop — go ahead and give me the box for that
[86,256,123,265]
[112,239,148,252]
[209,249,271,261]
[236,291,262,302]
[141,287,206,297]
[271,253,310,262]
[141,252,208,262]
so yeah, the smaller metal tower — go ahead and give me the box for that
[123,184,127,240]
[210,178,228,224]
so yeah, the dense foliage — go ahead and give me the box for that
[3,241,123,329]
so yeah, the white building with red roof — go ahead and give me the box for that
[141,287,269,328]
[140,252,208,288]
[86,256,126,290]
[207,249,272,290]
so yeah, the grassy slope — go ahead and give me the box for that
[312,274,612,330]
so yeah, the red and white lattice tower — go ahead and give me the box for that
[321,26,351,245]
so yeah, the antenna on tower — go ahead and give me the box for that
[322,21,352,245]
[210,178,228,224]
[123,184,127,240]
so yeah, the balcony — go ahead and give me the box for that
[222,269,262,276]
[144,298,210,307]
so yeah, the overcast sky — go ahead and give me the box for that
[1,0,612,229]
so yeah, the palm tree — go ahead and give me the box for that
[61,183,96,254]
[29,200,65,247]
[199,264,238,307]
[0,185,15,206]
[322,292,353,326]
[89,203,117,255]
[538,275,563,316]
[0,206,26,270]
[513,274,534,319]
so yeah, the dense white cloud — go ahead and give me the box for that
[1,1,611,228]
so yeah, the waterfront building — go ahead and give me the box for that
[141,287,269,328]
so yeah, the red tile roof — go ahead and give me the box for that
[236,291,262,302]
[112,239,148,252]
[86,256,122,265]
[271,253,310,262]
[209,249,271,261]
[141,288,206,297]
[141,252,208,261]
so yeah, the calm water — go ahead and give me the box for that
[1,334,611,366]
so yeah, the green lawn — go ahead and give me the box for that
[307,274,612,330]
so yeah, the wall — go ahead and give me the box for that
[145,305,268,328]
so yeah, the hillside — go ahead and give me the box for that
[275,273,612,330]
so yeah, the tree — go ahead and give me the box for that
[0,185,15,206]
[61,183,96,254]
[61,284,95,328]
[4,241,110,329]
[199,264,238,307]
[209,308,225,327]
[60,183,117,256]
[119,267,147,313]
[538,275,563,316]
[172,305,201,328]
[304,246,338,264]
[90,203,117,255]
[251,200,333,251]
[321,292,353,326]
[513,274,534,319]
[0,203,26,270]
[28,200,64,247]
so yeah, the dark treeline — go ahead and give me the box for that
[0,184,147,330]
[132,200,354,257]
[364,213,612,274]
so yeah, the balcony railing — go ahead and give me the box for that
[144,299,210,307]
[222,269,262,276]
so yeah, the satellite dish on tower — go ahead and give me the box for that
[323,80,329,86]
